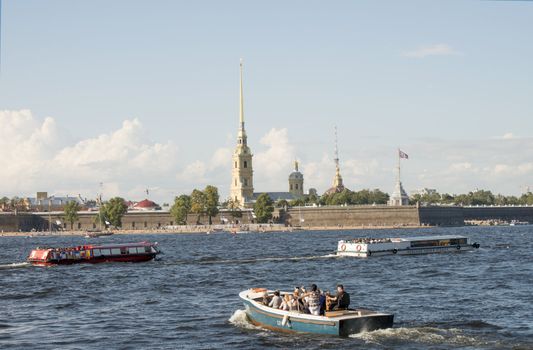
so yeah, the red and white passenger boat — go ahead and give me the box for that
[28,242,160,266]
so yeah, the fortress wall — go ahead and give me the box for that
[3,206,533,232]
[0,213,43,232]
[0,209,258,232]
[462,206,533,222]
[418,206,465,226]
[284,205,421,227]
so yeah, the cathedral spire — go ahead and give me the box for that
[333,126,343,188]
[239,58,244,130]
[231,59,254,207]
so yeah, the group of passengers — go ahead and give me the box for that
[350,238,391,244]
[262,284,350,316]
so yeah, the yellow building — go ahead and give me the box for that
[230,60,254,207]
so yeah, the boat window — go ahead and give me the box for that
[111,248,121,255]
[449,238,467,245]
[410,240,439,248]
[93,249,101,256]
[144,246,151,253]
[128,247,137,254]
[100,249,111,255]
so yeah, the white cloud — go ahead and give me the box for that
[2,109,533,203]
[254,128,295,190]
[402,44,461,58]
[0,110,179,201]
[501,132,517,140]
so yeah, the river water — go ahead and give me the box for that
[0,226,531,349]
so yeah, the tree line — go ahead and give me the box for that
[4,188,533,230]
[410,190,533,206]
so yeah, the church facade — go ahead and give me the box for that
[230,60,255,207]
[230,61,305,207]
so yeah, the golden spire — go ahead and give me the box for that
[294,160,299,172]
[239,58,244,129]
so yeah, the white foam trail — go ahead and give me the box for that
[229,309,262,330]
[204,254,338,265]
[350,327,491,347]
[0,262,30,270]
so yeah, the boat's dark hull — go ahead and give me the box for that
[29,254,157,266]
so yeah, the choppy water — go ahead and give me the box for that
[0,226,532,349]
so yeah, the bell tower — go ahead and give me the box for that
[230,60,254,207]
[289,160,304,198]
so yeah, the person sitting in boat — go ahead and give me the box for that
[280,294,291,311]
[319,290,327,315]
[268,290,283,309]
[326,284,351,311]
[261,292,269,306]
[302,284,321,316]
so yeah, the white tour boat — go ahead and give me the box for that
[337,235,480,258]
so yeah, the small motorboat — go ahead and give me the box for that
[238,288,393,336]
[28,242,160,266]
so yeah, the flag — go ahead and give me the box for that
[399,150,409,159]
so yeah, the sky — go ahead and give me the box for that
[1,0,532,203]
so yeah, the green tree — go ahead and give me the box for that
[253,193,274,223]
[519,192,533,205]
[170,195,191,225]
[63,201,81,230]
[276,199,289,209]
[288,198,305,207]
[190,189,207,224]
[204,185,220,225]
[102,197,128,228]
[226,198,242,221]
[368,189,389,204]
[305,193,319,205]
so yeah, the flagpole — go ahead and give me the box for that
[397,148,401,184]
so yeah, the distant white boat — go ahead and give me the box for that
[337,235,480,258]
[509,220,529,226]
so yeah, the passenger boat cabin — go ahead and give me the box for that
[28,242,160,266]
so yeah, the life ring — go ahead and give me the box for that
[456,245,461,250]
[356,245,362,251]
[392,249,398,254]
[340,244,347,251]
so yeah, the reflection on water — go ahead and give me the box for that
[0,226,532,349]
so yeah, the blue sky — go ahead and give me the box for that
[1,0,532,202]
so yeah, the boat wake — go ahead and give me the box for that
[0,262,30,270]
[228,309,263,331]
[200,254,337,265]
[350,326,502,348]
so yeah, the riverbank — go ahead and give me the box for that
[0,224,428,237]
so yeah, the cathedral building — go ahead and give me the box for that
[230,61,306,207]
[324,126,347,195]
[230,60,254,207]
